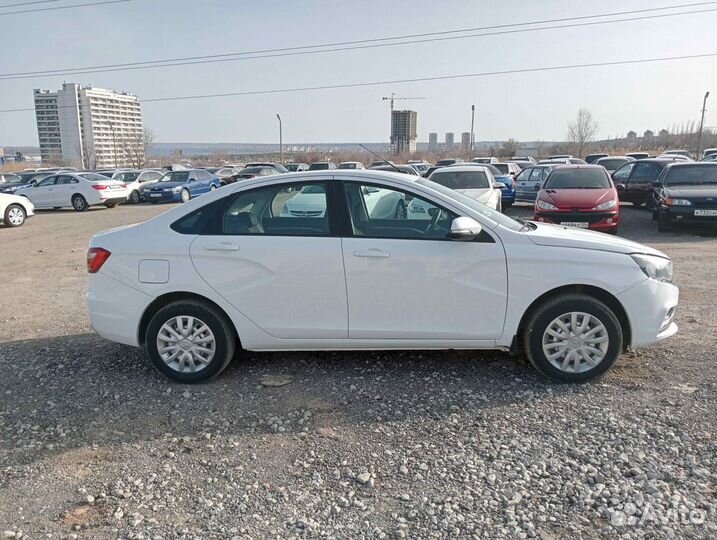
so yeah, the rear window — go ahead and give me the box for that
[493,164,509,174]
[544,168,611,189]
[430,170,490,189]
[339,163,358,169]
[309,163,330,170]
[113,172,140,182]
[597,159,628,170]
[664,165,717,185]
[79,173,111,182]
[240,167,268,175]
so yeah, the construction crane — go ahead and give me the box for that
[382,93,426,112]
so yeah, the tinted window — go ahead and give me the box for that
[339,163,358,169]
[597,159,628,170]
[493,164,509,174]
[515,168,532,181]
[161,172,190,183]
[114,172,140,182]
[56,175,78,185]
[430,170,490,189]
[612,163,635,181]
[544,168,611,189]
[79,173,111,182]
[37,176,58,187]
[345,183,455,240]
[222,182,330,236]
[631,162,664,180]
[309,163,330,171]
[664,165,717,185]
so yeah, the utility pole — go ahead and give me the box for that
[696,91,710,159]
[469,104,475,159]
[276,114,283,164]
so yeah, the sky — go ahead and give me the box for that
[0,0,716,146]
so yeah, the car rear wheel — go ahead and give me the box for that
[523,294,623,382]
[71,194,88,212]
[4,204,26,227]
[180,189,191,203]
[145,301,236,383]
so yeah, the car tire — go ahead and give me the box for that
[145,300,236,383]
[71,194,88,212]
[632,201,644,207]
[3,204,26,227]
[129,190,141,204]
[657,210,672,232]
[523,293,623,383]
[180,189,191,203]
[210,184,217,192]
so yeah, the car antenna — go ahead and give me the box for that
[359,144,402,173]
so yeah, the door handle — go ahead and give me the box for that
[353,249,390,258]
[204,242,239,252]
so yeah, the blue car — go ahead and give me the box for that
[144,169,222,203]
[492,174,515,208]
[0,171,53,194]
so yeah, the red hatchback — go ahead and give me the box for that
[533,165,620,234]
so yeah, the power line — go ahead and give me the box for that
[0,0,59,8]
[1,53,714,114]
[0,0,128,16]
[1,2,714,79]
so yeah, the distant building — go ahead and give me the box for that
[659,129,670,140]
[390,110,418,154]
[445,132,455,151]
[626,130,637,143]
[33,83,143,168]
[643,129,654,141]
[461,132,471,152]
[428,132,438,152]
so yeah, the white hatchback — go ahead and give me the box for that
[17,172,129,211]
[87,170,678,383]
[427,166,502,211]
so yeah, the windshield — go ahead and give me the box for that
[79,173,112,182]
[285,164,300,171]
[113,172,140,182]
[544,168,611,189]
[597,159,628,170]
[665,165,717,185]
[161,171,190,183]
[418,178,523,231]
[430,170,490,189]
[6,175,28,184]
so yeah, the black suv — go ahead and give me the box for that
[652,163,717,232]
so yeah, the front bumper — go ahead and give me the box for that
[617,277,679,348]
[660,205,717,225]
[144,190,181,202]
[534,210,620,231]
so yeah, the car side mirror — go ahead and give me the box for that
[534,183,541,190]
[615,183,626,191]
[449,216,482,241]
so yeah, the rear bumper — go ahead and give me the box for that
[617,278,679,348]
[87,272,152,347]
[534,210,620,231]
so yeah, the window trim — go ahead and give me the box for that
[337,180,494,243]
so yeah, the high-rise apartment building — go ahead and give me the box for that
[390,110,418,154]
[445,132,455,151]
[34,83,143,168]
[428,132,438,152]
[461,132,472,152]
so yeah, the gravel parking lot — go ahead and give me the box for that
[0,203,715,539]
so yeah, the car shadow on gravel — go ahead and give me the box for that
[0,333,603,465]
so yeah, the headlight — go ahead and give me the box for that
[537,200,557,210]
[631,254,673,282]
[665,198,692,206]
[594,199,616,210]
[172,186,182,193]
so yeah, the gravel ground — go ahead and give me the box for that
[0,202,715,539]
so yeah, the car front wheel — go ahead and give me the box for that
[524,294,623,382]
[129,190,141,204]
[145,300,236,383]
[180,189,191,203]
[4,204,26,227]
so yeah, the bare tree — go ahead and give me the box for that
[498,138,518,158]
[567,109,599,158]
[121,127,154,169]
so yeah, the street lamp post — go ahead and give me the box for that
[276,114,283,164]
[469,104,475,159]
[696,91,710,159]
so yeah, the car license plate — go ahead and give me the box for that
[694,209,717,216]
[149,193,161,197]
[561,222,589,228]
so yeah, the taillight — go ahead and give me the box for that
[87,247,111,274]
[91,184,108,191]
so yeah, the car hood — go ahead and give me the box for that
[540,188,615,208]
[0,183,32,193]
[528,222,667,257]
[664,184,717,198]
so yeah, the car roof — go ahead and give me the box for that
[664,161,716,169]
[439,165,489,173]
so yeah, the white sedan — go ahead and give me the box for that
[87,170,678,384]
[427,166,503,211]
[17,172,129,211]
[0,193,34,227]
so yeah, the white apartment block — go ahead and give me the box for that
[33,83,144,168]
